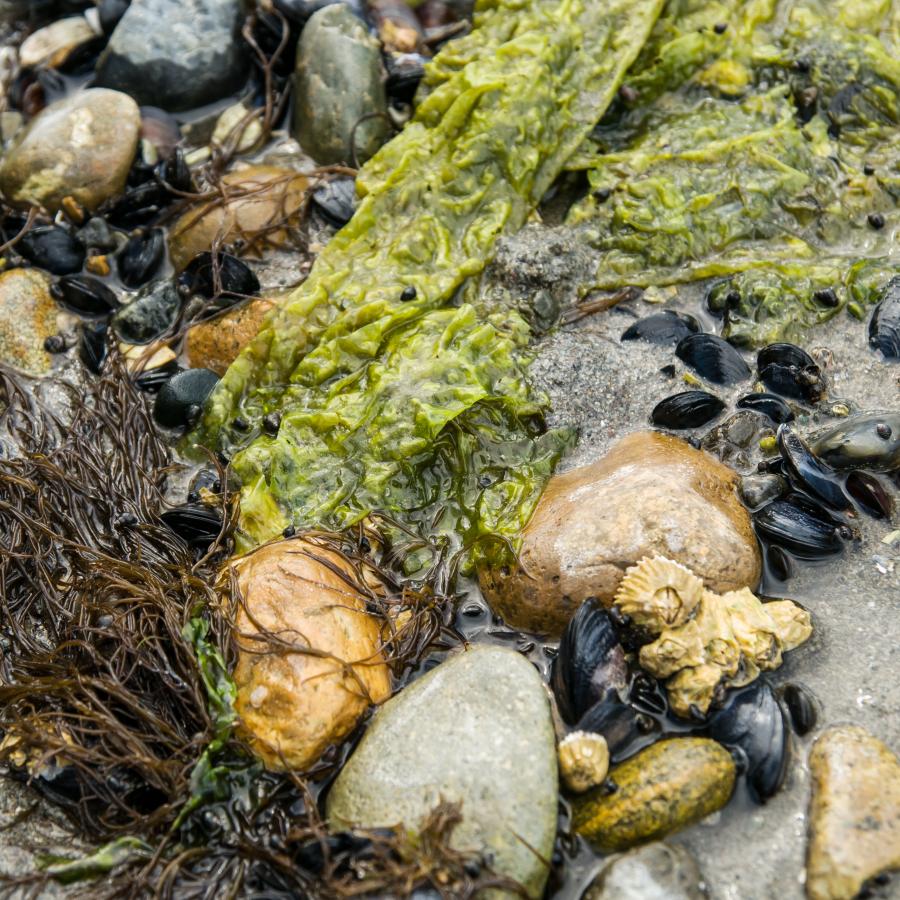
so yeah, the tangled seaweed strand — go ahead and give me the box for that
[0,360,499,898]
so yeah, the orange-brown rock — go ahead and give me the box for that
[479,431,762,636]
[232,539,391,772]
[185,298,275,376]
[168,166,308,271]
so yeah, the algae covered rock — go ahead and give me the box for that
[806,726,900,900]
[327,645,557,898]
[479,431,762,636]
[0,89,140,214]
[572,737,735,852]
[292,4,389,165]
[231,538,391,772]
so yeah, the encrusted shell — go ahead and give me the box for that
[613,557,704,633]
[558,731,610,794]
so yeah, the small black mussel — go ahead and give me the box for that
[51,275,119,316]
[777,424,850,511]
[180,252,260,300]
[133,362,182,394]
[118,228,166,289]
[651,390,725,429]
[845,470,894,519]
[757,342,825,404]
[153,368,220,429]
[781,683,817,736]
[103,180,170,229]
[385,52,428,105]
[737,392,795,425]
[551,598,627,724]
[160,503,223,550]
[675,333,751,385]
[576,696,650,762]
[79,321,109,374]
[621,309,700,345]
[311,177,358,228]
[754,498,845,559]
[17,225,86,276]
[707,680,788,803]
[99,0,130,35]
[159,149,194,194]
[766,543,795,581]
[810,412,900,473]
[868,276,900,360]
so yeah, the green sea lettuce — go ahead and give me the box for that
[194,0,666,554]
[565,0,900,345]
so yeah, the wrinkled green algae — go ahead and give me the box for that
[195,0,665,553]
[565,0,900,345]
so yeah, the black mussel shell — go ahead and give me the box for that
[311,177,358,228]
[133,362,182,394]
[737,392,795,425]
[754,499,844,559]
[621,309,700,345]
[180,252,260,300]
[651,390,724,429]
[707,680,788,803]
[810,412,900,473]
[154,368,220,429]
[160,503,223,549]
[99,0,130,35]
[159,149,194,193]
[104,181,170,229]
[868,276,900,360]
[781,683,817,736]
[79,322,108,374]
[576,696,648,761]
[766,543,795,581]
[757,342,825,404]
[551,599,627,724]
[675,333,751,385]
[777,424,850,511]
[118,228,166,289]
[385,53,427,104]
[51,275,119,316]
[846,470,894,519]
[17,226,86,276]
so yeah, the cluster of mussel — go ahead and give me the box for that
[625,310,898,580]
[551,597,815,805]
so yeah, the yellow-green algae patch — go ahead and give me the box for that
[193,0,666,554]
[565,0,900,346]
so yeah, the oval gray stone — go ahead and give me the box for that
[326,645,558,898]
[292,3,389,165]
[95,0,247,112]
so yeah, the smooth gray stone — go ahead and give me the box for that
[292,3,389,165]
[327,645,558,898]
[94,0,247,112]
[583,843,707,900]
[112,279,181,345]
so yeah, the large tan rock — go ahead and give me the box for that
[168,166,308,271]
[231,539,392,772]
[0,89,140,213]
[185,298,275,375]
[807,726,900,900]
[479,431,761,636]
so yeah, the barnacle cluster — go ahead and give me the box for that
[614,557,812,717]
